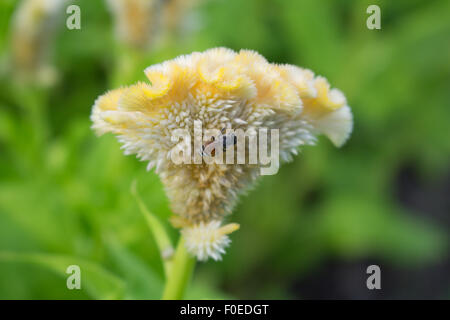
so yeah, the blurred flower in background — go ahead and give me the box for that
[10,0,67,85]
[106,0,199,49]
[106,0,156,49]
[159,0,200,41]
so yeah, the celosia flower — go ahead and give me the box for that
[91,48,353,261]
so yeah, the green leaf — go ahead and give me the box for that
[105,236,164,299]
[0,252,125,300]
[131,180,174,275]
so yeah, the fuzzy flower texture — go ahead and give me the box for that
[91,48,353,261]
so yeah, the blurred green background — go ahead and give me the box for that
[0,0,449,299]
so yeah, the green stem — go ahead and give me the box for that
[161,237,195,300]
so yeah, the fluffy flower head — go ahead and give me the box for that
[91,48,353,260]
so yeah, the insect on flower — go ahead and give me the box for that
[201,128,237,158]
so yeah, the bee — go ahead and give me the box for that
[201,128,237,157]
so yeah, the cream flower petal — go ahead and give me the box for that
[314,105,353,147]
[182,221,240,261]
[91,88,126,135]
